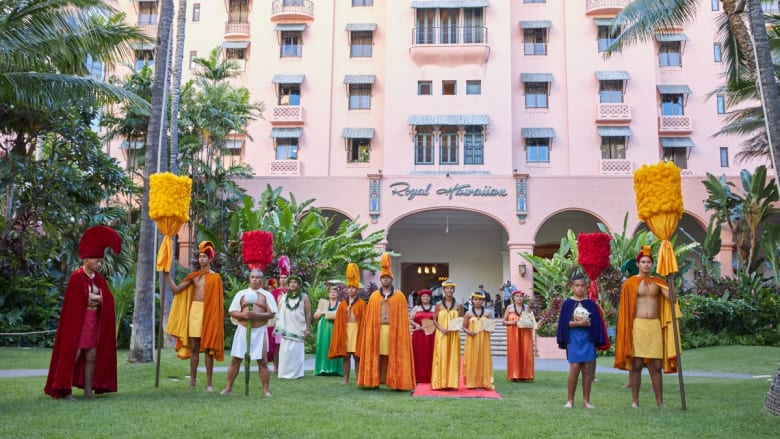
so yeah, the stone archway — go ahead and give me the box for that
[533,210,605,257]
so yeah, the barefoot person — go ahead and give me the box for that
[45,226,121,399]
[221,269,277,396]
[557,272,606,409]
[165,241,225,391]
[328,263,366,384]
[614,246,681,408]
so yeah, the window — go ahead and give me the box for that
[134,50,154,71]
[599,80,623,103]
[352,0,373,6]
[659,41,682,66]
[349,84,371,110]
[281,31,302,57]
[138,1,158,26]
[229,0,249,23]
[192,3,200,22]
[720,147,729,167]
[663,147,687,169]
[415,8,435,44]
[225,48,247,71]
[713,43,722,62]
[524,0,546,3]
[275,138,299,160]
[661,94,684,115]
[525,139,549,163]
[350,31,373,57]
[442,80,457,95]
[716,95,725,114]
[278,84,301,105]
[524,28,547,55]
[601,136,627,159]
[415,126,434,164]
[418,81,432,95]
[597,25,620,53]
[440,126,459,165]
[464,126,484,165]
[524,82,548,108]
[463,8,485,44]
[466,80,481,95]
[85,55,104,81]
[189,50,197,69]
[711,0,720,11]
[348,139,371,163]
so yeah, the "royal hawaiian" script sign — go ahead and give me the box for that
[389,181,508,200]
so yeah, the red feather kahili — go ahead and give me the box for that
[242,230,274,270]
[577,232,611,301]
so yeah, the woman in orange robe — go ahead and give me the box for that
[503,290,534,381]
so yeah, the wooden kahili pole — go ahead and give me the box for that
[667,274,686,410]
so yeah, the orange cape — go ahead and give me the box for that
[166,270,224,361]
[357,290,415,390]
[614,275,681,373]
[328,298,366,359]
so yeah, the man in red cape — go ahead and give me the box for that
[45,225,121,399]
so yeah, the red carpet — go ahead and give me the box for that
[411,382,501,399]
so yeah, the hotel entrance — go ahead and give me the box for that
[401,262,449,301]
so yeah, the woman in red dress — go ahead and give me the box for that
[410,289,436,383]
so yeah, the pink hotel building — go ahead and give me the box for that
[116,0,769,299]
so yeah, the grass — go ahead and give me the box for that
[1,346,778,438]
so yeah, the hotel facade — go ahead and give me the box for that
[115,0,771,300]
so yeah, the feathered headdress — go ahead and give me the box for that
[199,241,216,260]
[379,252,393,278]
[636,245,653,263]
[346,263,360,288]
[78,226,122,259]
[242,230,274,270]
[278,255,291,277]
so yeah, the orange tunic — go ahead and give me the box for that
[166,271,224,361]
[328,297,366,359]
[357,290,415,390]
[614,275,680,373]
[505,308,534,381]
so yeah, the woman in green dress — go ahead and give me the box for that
[314,286,344,376]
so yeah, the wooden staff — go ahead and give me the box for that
[666,274,686,410]
[155,279,165,387]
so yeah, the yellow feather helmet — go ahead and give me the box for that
[380,252,393,279]
[346,263,360,288]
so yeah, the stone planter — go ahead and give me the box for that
[534,334,567,360]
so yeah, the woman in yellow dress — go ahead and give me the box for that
[464,292,494,390]
[430,279,463,390]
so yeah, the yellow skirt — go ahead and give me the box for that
[632,318,662,358]
[379,324,390,356]
[346,322,358,353]
[188,301,204,338]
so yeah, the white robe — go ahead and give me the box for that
[276,293,307,379]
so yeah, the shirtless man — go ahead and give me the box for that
[165,241,224,391]
[222,269,277,396]
[614,246,678,408]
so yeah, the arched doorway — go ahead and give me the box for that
[387,209,508,303]
[533,210,605,258]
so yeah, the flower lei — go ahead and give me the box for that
[285,292,302,311]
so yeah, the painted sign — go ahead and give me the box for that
[389,181,508,201]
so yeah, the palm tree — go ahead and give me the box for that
[609,0,780,188]
[129,0,175,363]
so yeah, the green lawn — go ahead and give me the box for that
[1,346,778,438]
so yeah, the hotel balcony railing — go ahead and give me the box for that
[270,160,300,176]
[270,105,303,125]
[271,0,314,21]
[596,103,631,122]
[411,26,488,46]
[600,159,633,175]
[585,0,630,14]
[225,21,250,37]
[659,115,692,133]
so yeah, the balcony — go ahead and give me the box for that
[600,159,633,175]
[270,105,303,125]
[270,160,300,175]
[409,26,490,66]
[585,0,630,15]
[271,0,314,21]
[659,115,692,133]
[225,21,250,37]
[596,103,631,122]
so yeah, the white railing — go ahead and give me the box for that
[585,0,630,13]
[600,159,633,175]
[659,115,692,132]
[269,160,300,175]
[270,106,303,123]
[597,103,631,120]
[271,0,314,18]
